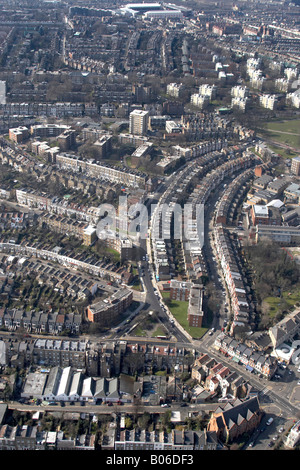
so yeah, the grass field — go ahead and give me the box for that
[265,290,300,318]
[259,118,300,151]
[268,144,298,159]
[161,292,208,339]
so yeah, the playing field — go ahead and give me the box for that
[260,119,300,149]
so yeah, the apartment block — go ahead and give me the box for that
[199,84,217,100]
[8,126,29,143]
[170,280,194,301]
[190,93,209,109]
[129,109,149,135]
[87,289,133,326]
[291,156,300,176]
[187,285,204,328]
[231,86,249,99]
[167,82,185,98]
[259,94,278,110]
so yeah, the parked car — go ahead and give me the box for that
[266,417,274,426]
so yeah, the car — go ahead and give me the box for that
[273,435,278,441]
[248,442,254,447]
[266,417,274,426]
[260,427,266,433]
[268,441,274,447]
[278,427,284,433]
[297,380,300,385]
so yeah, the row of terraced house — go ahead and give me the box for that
[213,332,278,379]
[214,224,253,336]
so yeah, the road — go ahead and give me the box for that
[7,400,219,416]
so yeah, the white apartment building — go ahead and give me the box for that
[284,67,298,81]
[198,84,217,100]
[286,89,300,109]
[129,109,149,135]
[0,81,6,105]
[285,420,300,448]
[250,70,266,90]
[166,82,184,98]
[259,94,278,110]
[246,58,261,76]
[275,78,292,93]
[231,97,250,112]
[231,86,249,99]
[190,93,209,109]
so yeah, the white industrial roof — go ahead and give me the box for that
[266,199,285,208]
[254,204,268,216]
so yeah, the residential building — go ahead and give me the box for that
[114,429,217,450]
[86,289,133,326]
[255,225,300,244]
[8,126,29,143]
[129,109,149,135]
[187,285,204,328]
[199,84,217,100]
[170,280,194,301]
[285,420,300,448]
[291,156,300,176]
[269,310,300,349]
[259,94,278,110]
[167,83,184,98]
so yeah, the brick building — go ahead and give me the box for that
[207,396,262,442]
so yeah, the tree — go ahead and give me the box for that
[138,412,151,430]
[125,416,133,429]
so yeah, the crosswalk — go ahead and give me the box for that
[260,386,271,396]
